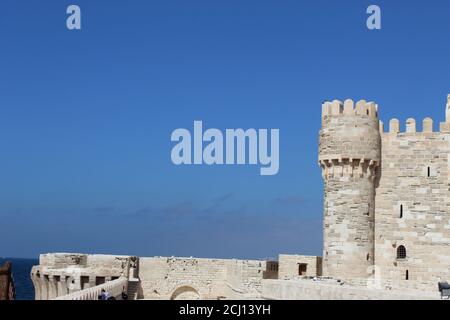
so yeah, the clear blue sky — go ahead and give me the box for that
[0,0,449,259]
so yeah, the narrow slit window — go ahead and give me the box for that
[427,167,431,178]
[405,270,409,280]
[400,204,403,218]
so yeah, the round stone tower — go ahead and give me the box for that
[319,99,380,280]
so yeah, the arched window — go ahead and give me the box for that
[397,245,406,259]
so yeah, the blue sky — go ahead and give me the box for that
[0,0,449,259]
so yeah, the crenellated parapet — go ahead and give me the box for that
[319,99,381,179]
[383,118,436,134]
[321,99,378,124]
[383,96,450,134]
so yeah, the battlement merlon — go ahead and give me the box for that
[383,95,450,133]
[321,99,378,121]
[385,118,434,134]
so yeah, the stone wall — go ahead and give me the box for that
[0,262,15,300]
[31,253,137,300]
[31,253,275,300]
[138,257,270,300]
[375,115,450,291]
[278,255,322,279]
[261,279,440,300]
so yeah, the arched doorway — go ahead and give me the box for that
[170,286,200,300]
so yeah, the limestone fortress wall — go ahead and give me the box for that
[31,253,282,300]
[376,108,450,290]
[320,95,450,291]
[31,95,450,300]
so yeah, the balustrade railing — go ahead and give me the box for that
[54,277,127,300]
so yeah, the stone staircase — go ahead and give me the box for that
[127,278,142,300]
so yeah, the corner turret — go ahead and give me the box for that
[319,99,380,280]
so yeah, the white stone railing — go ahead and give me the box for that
[54,278,128,300]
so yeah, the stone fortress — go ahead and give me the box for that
[31,95,450,300]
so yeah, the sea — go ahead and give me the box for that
[0,258,37,300]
